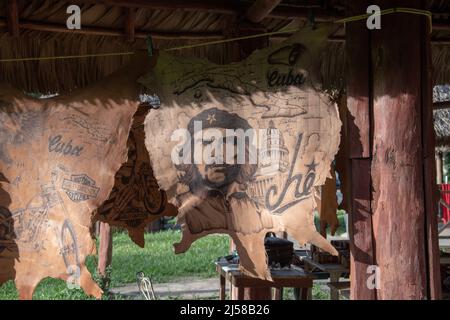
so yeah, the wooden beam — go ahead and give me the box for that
[83,0,450,25]
[0,19,224,40]
[420,8,442,299]
[433,38,450,45]
[6,0,19,36]
[86,0,242,14]
[124,8,135,42]
[433,101,450,110]
[433,21,450,31]
[245,0,282,23]
[345,0,376,300]
[269,6,337,21]
[82,0,339,21]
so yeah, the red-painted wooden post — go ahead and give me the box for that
[345,0,376,300]
[346,0,441,299]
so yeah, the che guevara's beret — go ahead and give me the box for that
[187,108,252,135]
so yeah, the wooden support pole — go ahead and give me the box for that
[345,0,376,300]
[124,8,135,42]
[370,0,440,300]
[6,0,19,37]
[433,101,450,110]
[346,0,441,300]
[98,222,113,278]
[420,2,442,299]
[245,0,282,23]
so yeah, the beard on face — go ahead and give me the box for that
[196,163,240,189]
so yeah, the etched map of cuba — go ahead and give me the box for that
[141,26,342,280]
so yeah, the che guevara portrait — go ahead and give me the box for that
[142,25,341,280]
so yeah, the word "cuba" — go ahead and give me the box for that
[48,135,83,157]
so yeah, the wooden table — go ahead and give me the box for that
[215,261,313,300]
[301,256,349,300]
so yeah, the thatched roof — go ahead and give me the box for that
[434,85,450,150]
[434,109,450,150]
[0,0,449,93]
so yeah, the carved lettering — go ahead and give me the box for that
[48,135,83,157]
[267,69,306,87]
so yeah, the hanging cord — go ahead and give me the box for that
[0,7,433,63]
[335,7,432,33]
[164,28,299,52]
[0,28,299,62]
[0,51,135,62]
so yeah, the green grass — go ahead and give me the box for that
[110,230,229,285]
[0,230,229,300]
[314,210,348,236]
[282,285,330,300]
[0,211,346,300]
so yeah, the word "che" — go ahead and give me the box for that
[49,135,83,157]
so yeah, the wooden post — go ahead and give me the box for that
[245,0,282,23]
[124,8,135,42]
[419,2,442,299]
[345,0,376,300]
[370,0,440,299]
[346,0,441,300]
[98,222,113,279]
[6,0,19,36]
[244,287,272,300]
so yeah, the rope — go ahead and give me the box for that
[0,7,434,63]
[165,28,299,52]
[0,51,135,63]
[0,28,298,63]
[336,7,432,33]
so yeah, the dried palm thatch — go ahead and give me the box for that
[0,0,448,93]
[0,0,296,93]
[433,45,450,86]
[434,109,450,151]
[0,31,135,94]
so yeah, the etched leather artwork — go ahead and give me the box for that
[141,27,342,280]
[0,54,157,299]
[94,105,177,247]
